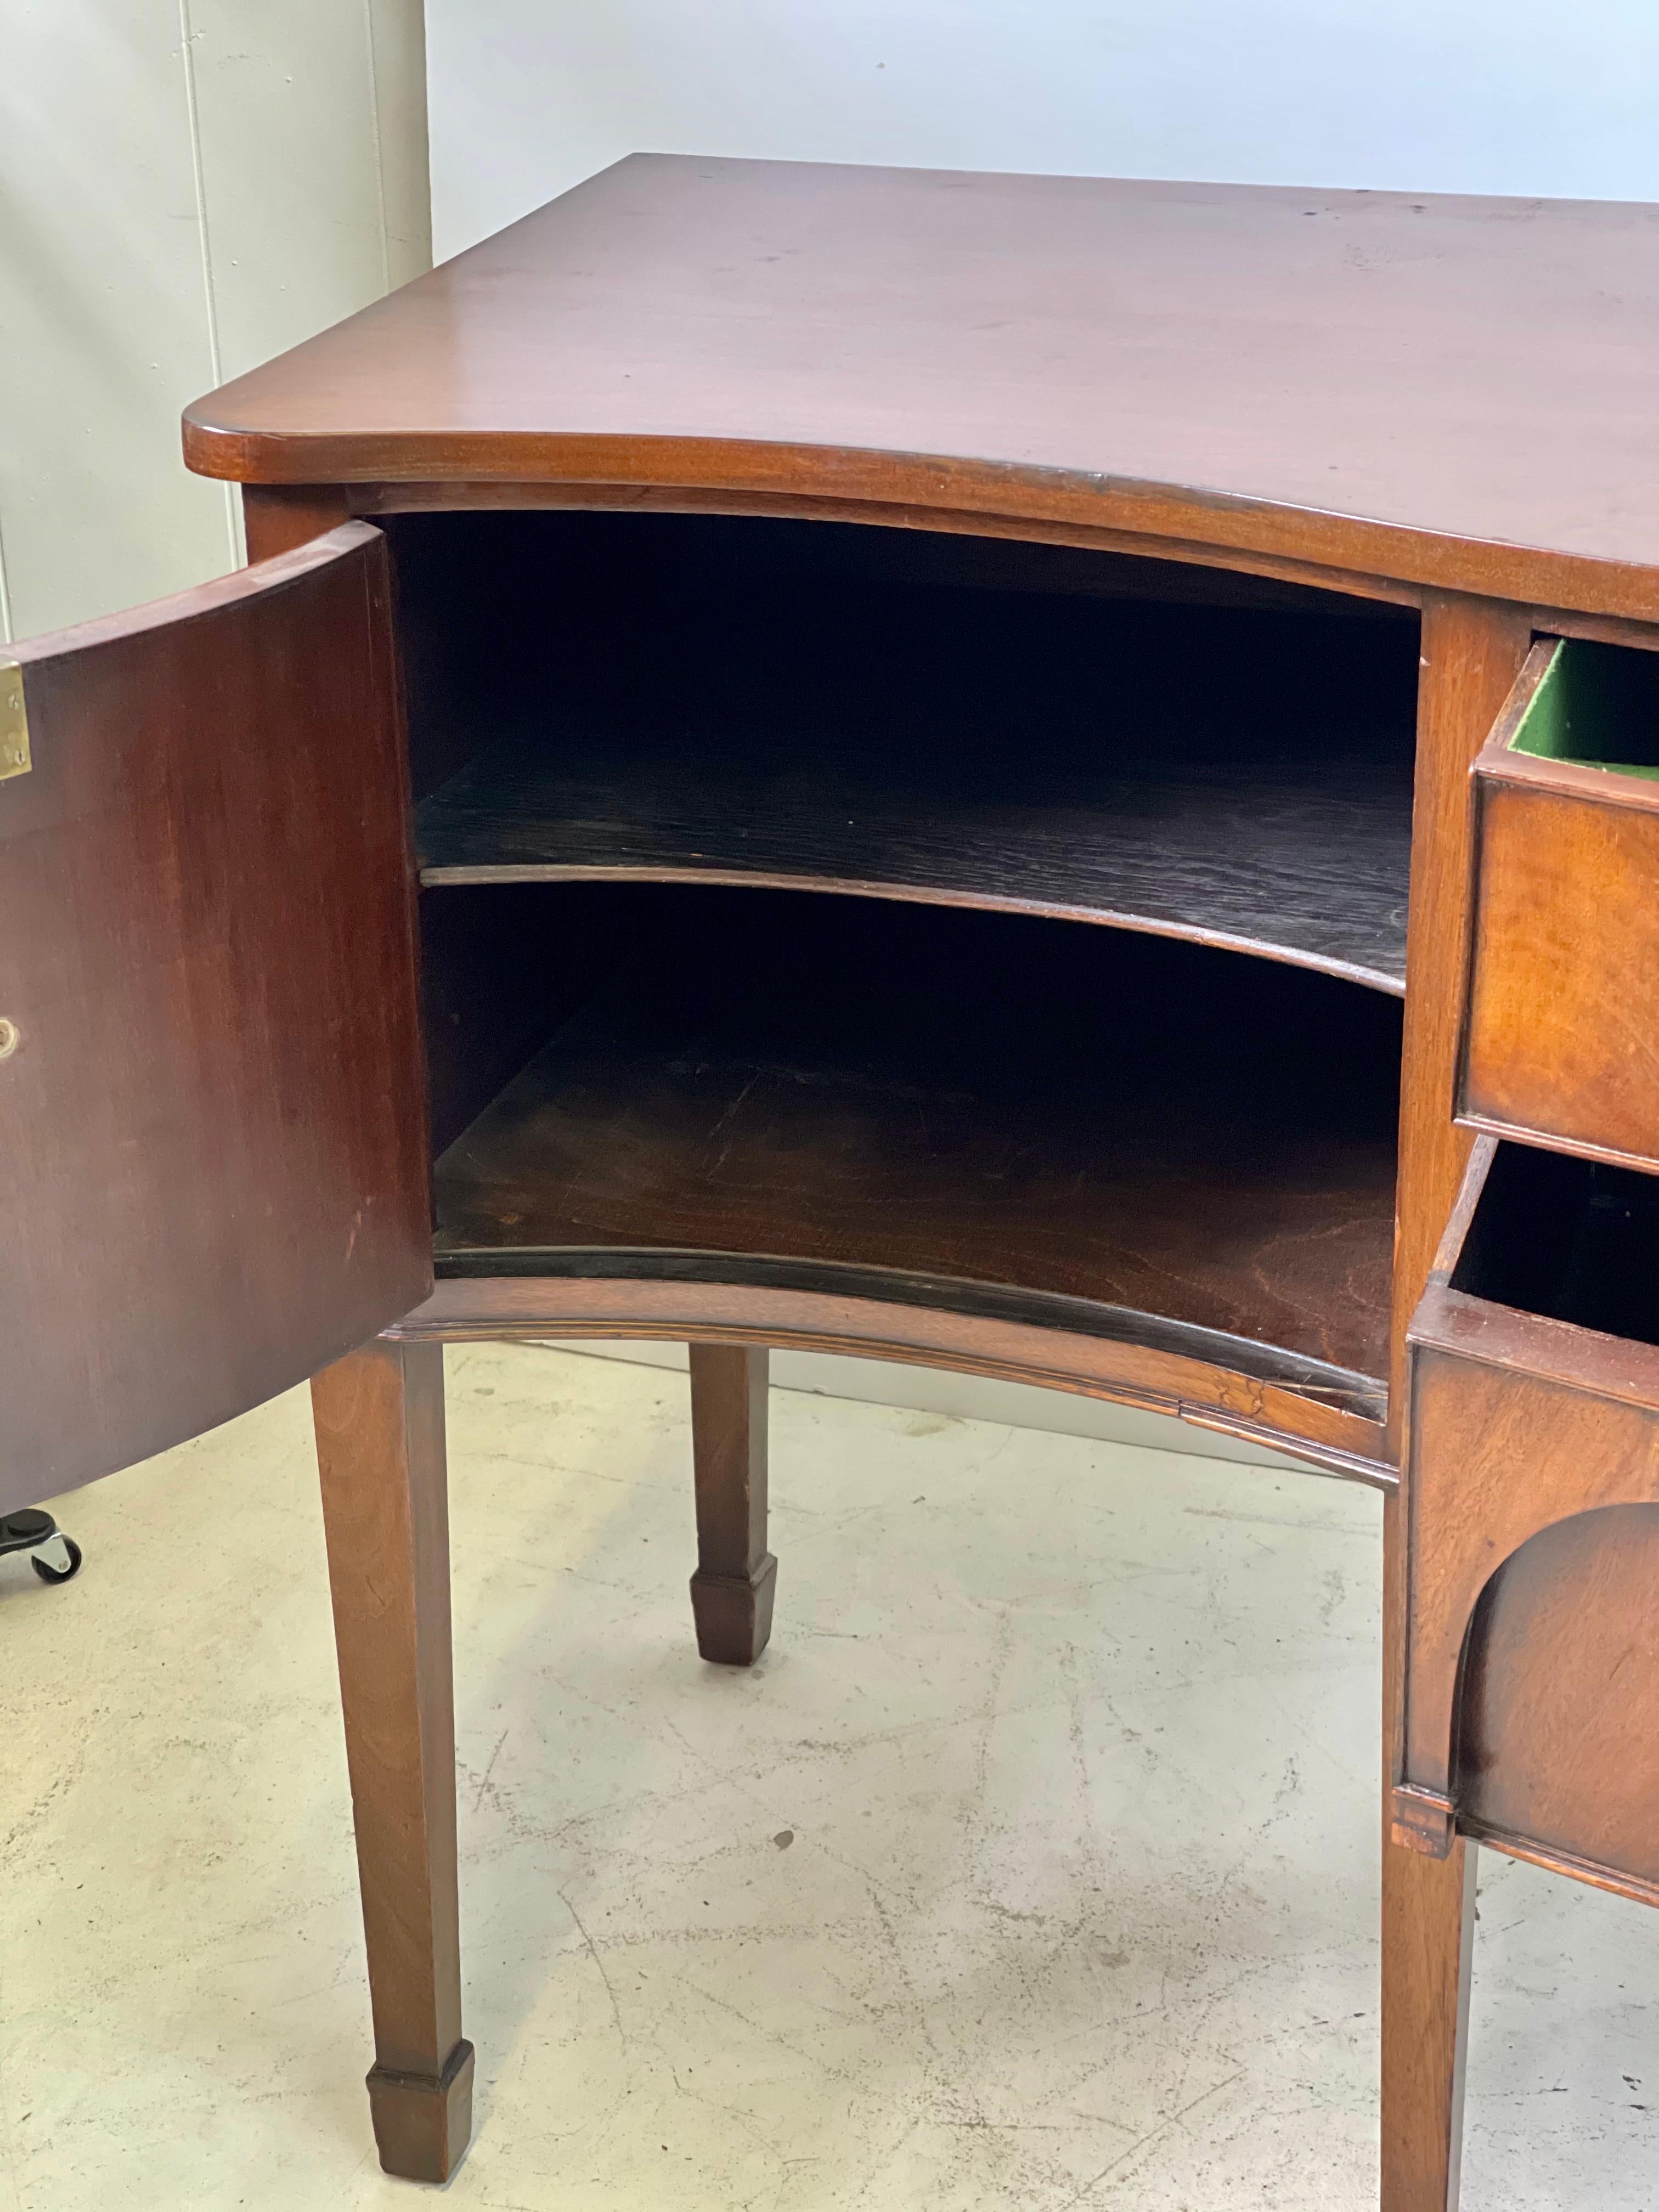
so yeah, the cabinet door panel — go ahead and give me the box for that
[0,524,430,1509]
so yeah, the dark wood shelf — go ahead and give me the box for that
[399,512,1420,995]
[431,892,1400,1413]
[417,731,1413,992]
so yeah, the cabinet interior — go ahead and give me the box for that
[390,509,1418,1419]
[1510,638,1659,778]
[390,510,1420,988]
[1451,1142,1659,1346]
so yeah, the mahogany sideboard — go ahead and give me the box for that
[7,157,1659,2207]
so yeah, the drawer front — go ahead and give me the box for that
[1393,1137,1659,1900]
[1462,635,1659,1172]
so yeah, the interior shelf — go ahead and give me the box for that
[430,889,1401,1415]
[395,512,1420,994]
[416,727,1413,991]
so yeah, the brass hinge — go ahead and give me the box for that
[0,659,30,780]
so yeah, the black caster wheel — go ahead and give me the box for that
[31,1536,82,1585]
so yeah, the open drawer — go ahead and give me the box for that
[1393,1135,1659,1900]
[1461,635,1659,1171]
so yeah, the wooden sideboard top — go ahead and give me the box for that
[184,155,1659,616]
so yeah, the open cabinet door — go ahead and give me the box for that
[0,524,430,1510]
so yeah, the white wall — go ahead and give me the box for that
[0,1,431,640]
[429,0,1659,262]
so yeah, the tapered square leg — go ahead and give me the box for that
[1383,1480,1477,2212]
[688,1343,776,1665]
[312,1339,472,2183]
[366,2041,475,2186]
[1383,1837,1476,2210]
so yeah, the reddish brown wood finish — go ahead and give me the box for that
[312,1340,472,2183]
[688,1344,776,1665]
[352,479,1659,652]
[185,159,1659,619]
[1380,597,1528,2212]
[1462,644,1659,1171]
[242,482,352,560]
[356,475,1422,607]
[1380,1831,1479,2212]
[403,511,1419,994]
[1460,1504,1659,1889]
[0,525,429,1513]
[157,160,1659,2212]
[386,1271,1390,1480]
[1395,1137,1659,1900]
[428,902,1401,1412]
[1387,597,1534,1442]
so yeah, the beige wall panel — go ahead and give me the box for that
[187,0,387,379]
[0,2,233,638]
[1,2,431,640]
[369,0,435,285]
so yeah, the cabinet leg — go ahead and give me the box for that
[1383,1393,1480,2212]
[311,1339,473,2183]
[1383,1821,1477,2210]
[688,1343,776,1665]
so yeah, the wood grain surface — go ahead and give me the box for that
[429,890,1401,1392]
[1387,597,1532,1443]
[0,524,429,1509]
[1460,1503,1659,1890]
[312,1340,473,2183]
[1380,597,1528,2212]
[1464,641,1659,1170]
[154,156,1659,2212]
[184,157,1659,617]
[404,511,1418,991]
[687,1343,776,1665]
[361,476,1424,610]
[242,483,352,560]
[387,1271,1390,1475]
[1402,1139,1659,1832]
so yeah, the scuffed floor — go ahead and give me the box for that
[2,1343,1654,2209]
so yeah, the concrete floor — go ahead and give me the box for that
[3,1345,1655,2210]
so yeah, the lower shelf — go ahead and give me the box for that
[430,891,1399,1435]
